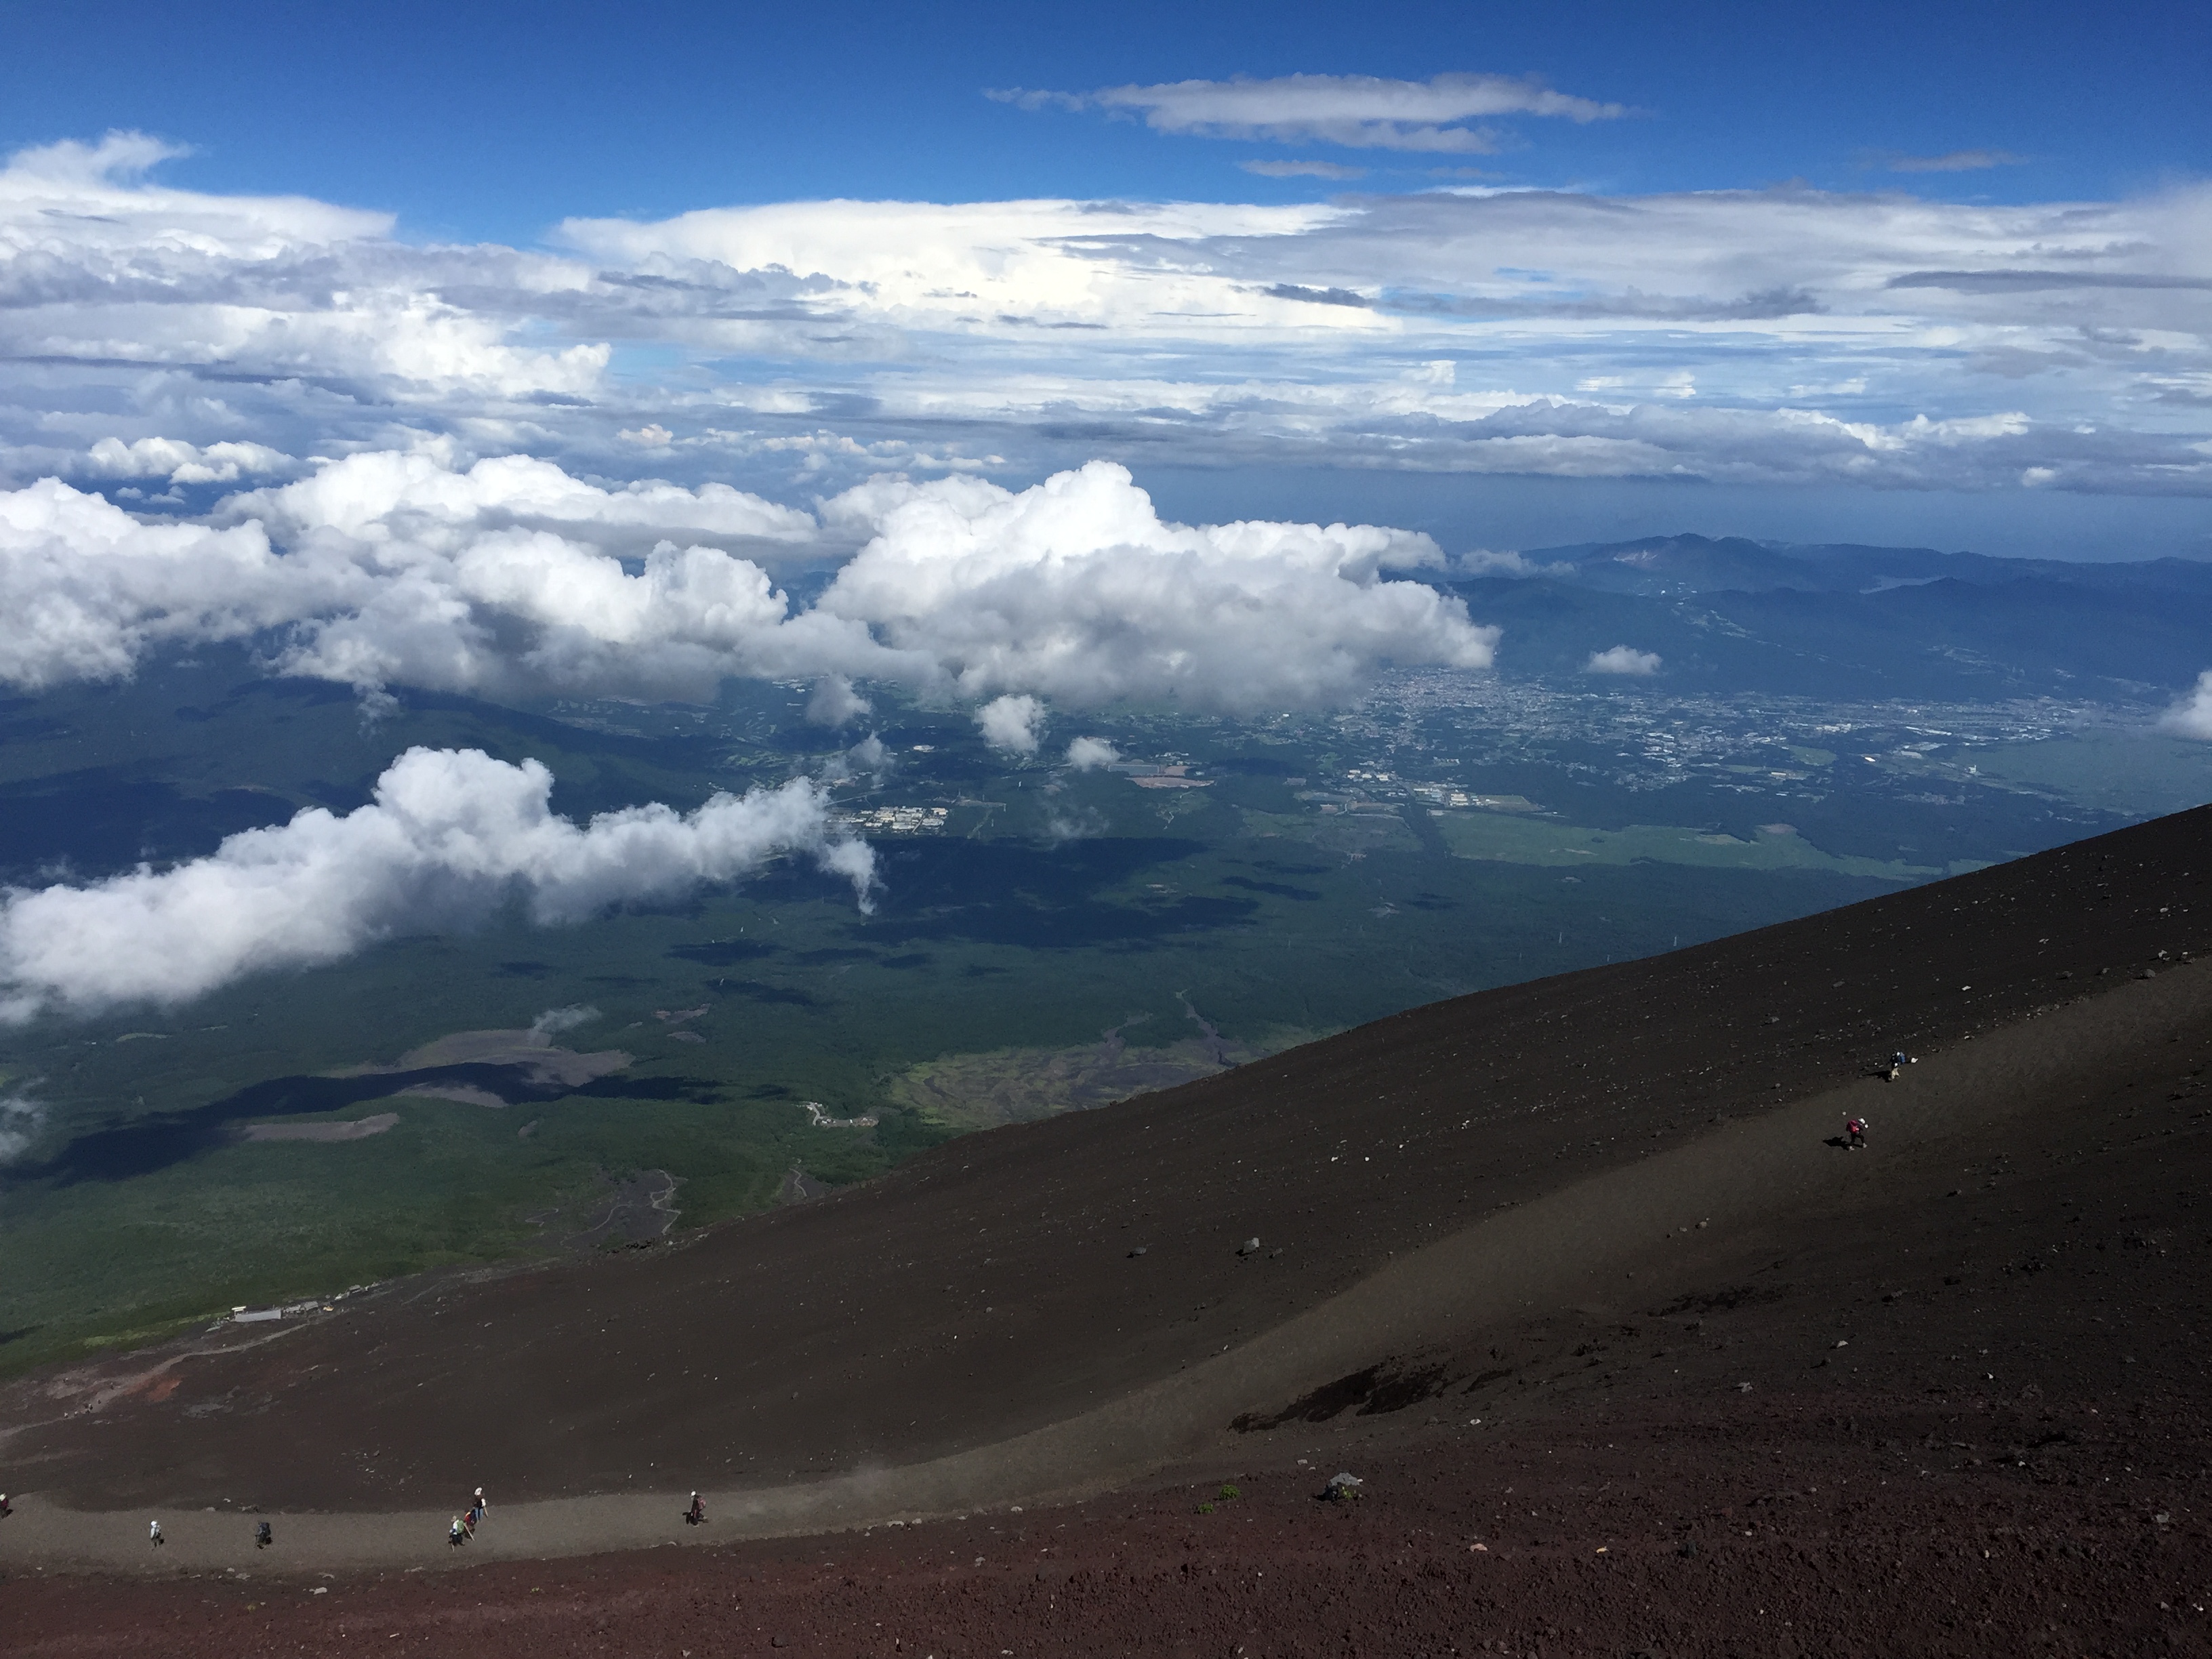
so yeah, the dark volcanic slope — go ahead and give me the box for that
[4,807,2207,1514]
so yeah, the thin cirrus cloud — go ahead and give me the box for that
[1885,148,2028,173]
[0,747,878,1023]
[991,72,1627,153]
[1241,159,1370,180]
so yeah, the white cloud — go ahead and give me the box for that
[0,1088,44,1164]
[212,449,884,701]
[0,747,876,1023]
[228,447,818,549]
[818,461,1494,712]
[1065,736,1120,770]
[0,459,880,701]
[528,1003,599,1040]
[0,134,2207,589]
[805,672,872,725]
[2159,670,2212,739]
[1887,149,2027,173]
[558,195,1357,340]
[556,180,2212,495]
[1240,160,1368,181]
[0,477,324,689]
[1586,644,1662,675]
[1042,806,1106,845]
[1454,548,1559,577]
[0,135,2203,504]
[843,733,889,781]
[0,452,1502,717]
[85,436,295,486]
[998,73,1625,152]
[977,693,1045,753]
[0,130,605,414]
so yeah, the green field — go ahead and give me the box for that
[1,657,2200,1378]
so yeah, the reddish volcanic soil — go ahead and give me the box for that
[6,806,2212,1654]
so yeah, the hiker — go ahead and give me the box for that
[1,1492,12,1518]
[1845,1115,1867,1150]
[255,1519,272,1549]
[449,1515,468,1547]
[149,1519,164,1546]
[466,1490,486,1532]
[686,1491,705,1526]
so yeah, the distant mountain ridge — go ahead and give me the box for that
[1511,531,2212,600]
[1446,533,2212,699]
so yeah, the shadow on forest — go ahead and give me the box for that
[10,1064,726,1186]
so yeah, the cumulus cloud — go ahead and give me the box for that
[528,1003,599,1041]
[2158,671,2212,739]
[0,747,876,1023]
[240,451,866,701]
[844,732,889,779]
[85,436,295,486]
[0,452,889,700]
[996,73,1625,152]
[819,731,892,787]
[977,693,1045,753]
[0,477,324,689]
[0,1088,45,1164]
[228,447,818,550]
[805,673,872,725]
[1586,644,1662,675]
[2,449,1504,722]
[817,461,1494,712]
[1065,736,1120,770]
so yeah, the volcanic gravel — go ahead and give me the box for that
[6,806,2212,1654]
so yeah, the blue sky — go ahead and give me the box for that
[0,0,2206,558]
[6,0,2200,236]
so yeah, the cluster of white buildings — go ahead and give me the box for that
[846,804,949,834]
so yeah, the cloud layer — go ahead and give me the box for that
[2,133,2207,506]
[0,747,876,1022]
